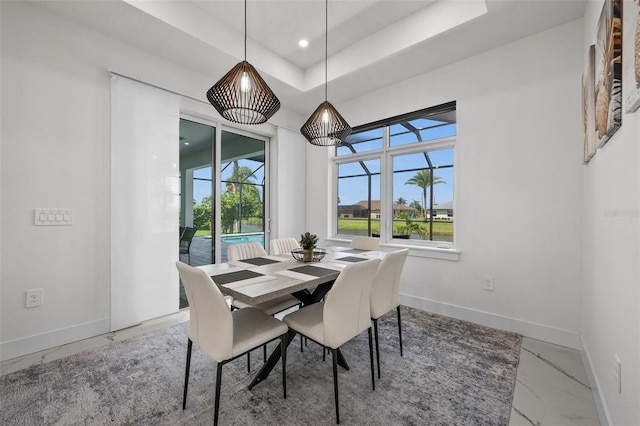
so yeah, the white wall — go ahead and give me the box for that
[0,1,303,359]
[3,3,637,424]
[308,12,640,424]
[1,2,113,355]
[580,2,640,424]
[308,18,585,347]
[271,127,307,244]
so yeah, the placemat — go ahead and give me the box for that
[343,248,369,254]
[239,257,280,266]
[336,256,368,262]
[210,270,264,284]
[289,265,339,277]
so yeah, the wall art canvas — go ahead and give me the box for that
[625,0,640,113]
[595,0,623,146]
[583,45,597,163]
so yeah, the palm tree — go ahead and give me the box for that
[405,169,446,219]
[224,162,262,231]
[395,197,407,205]
[409,200,422,217]
[226,162,255,193]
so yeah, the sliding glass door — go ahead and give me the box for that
[178,119,268,307]
[179,118,215,265]
[220,131,267,262]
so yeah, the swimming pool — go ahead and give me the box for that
[220,232,265,245]
[202,232,264,243]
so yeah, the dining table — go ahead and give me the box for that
[197,245,384,389]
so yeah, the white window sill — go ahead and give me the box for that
[325,238,460,261]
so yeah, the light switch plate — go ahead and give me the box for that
[35,208,74,226]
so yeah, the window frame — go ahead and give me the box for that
[330,104,458,257]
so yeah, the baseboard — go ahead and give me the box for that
[400,294,581,350]
[1,318,111,361]
[579,334,612,426]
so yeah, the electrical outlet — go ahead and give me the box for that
[483,275,494,291]
[26,289,44,308]
[614,355,622,394]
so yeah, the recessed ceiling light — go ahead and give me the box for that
[298,39,309,48]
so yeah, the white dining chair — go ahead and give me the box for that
[370,248,409,378]
[176,261,288,426]
[227,242,302,369]
[350,236,380,251]
[283,258,381,424]
[227,242,267,262]
[270,237,300,256]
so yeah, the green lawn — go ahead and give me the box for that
[338,218,453,236]
[193,219,263,238]
[193,218,453,238]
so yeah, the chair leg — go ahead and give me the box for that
[281,334,287,399]
[368,327,375,390]
[247,351,251,373]
[298,303,305,353]
[183,338,193,410]
[331,348,340,424]
[214,362,223,426]
[263,343,267,363]
[397,306,403,357]
[373,318,381,379]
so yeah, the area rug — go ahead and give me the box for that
[0,307,521,425]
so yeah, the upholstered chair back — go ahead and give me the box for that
[176,261,233,362]
[350,236,380,251]
[370,249,409,319]
[270,238,300,255]
[323,258,380,349]
[227,242,267,261]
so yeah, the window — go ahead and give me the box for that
[334,102,455,247]
[337,159,380,236]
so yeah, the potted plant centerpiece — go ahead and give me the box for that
[299,231,318,262]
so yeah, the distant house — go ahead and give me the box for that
[428,201,454,219]
[338,203,368,218]
[338,200,415,219]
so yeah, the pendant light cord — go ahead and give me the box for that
[324,0,328,101]
[244,0,247,61]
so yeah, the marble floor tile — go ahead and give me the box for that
[510,338,600,426]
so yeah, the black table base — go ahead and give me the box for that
[248,280,350,391]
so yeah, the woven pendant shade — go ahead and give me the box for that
[300,0,351,146]
[300,101,352,146]
[207,60,280,125]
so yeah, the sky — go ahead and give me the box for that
[189,122,455,209]
[337,148,454,207]
[337,121,456,207]
[191,157,453,209]
[191,158,265,205]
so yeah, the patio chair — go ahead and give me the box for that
[180,227,197,265]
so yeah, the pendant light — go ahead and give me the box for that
[300,0,352,146]
[206,0,280,125]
